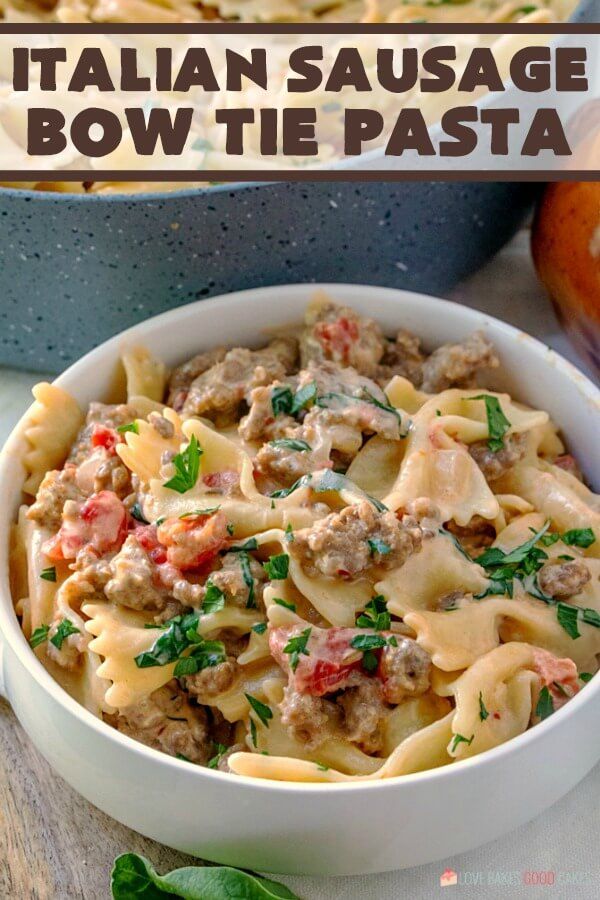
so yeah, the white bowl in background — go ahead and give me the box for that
[0,284,598,876]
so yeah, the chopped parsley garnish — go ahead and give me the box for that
[582,608,600,628]
[478,692,489,721]
[252,622,267,635]
[226,523,234,536]
[238,552,256,609]
[316,390,406,434]
[552,601,600,639]
[350,632,391,673]
[552,680,569,698]
[450,733,474,753]
[117,421,139,435]
[269,469,388,512]
[350,633,388,651]
[284,523,294,543]
[207,743,228,769]
[316,762,330,771]
[29,624,50,648]
[562,528,595,549]
[135,611,200,668]
[360,389,405,426]
[229,538,258,552]
[535,685,554,720]
[534,530,560,547]
[473,394,511,452]
[269,438,311,452]
[270,382,317,418]
[449,521,598,639]
[362,650,379,672]
[556,602,580,639]
[438,526,472,561]
[269,474,313,500]
[273,597,296,612]
[173,639,226,677]
[40,566,57,583]
[163,434,202,494]
[245,693,273,727]
[532,526,595,550]
[249,718,258,747]
[179,506,220,519]
[271,386,294,416]
[367,537,391,557]
[263,553,289,581]
[50,618,80,650]
[202,580,226,614]
[579,672,593,683]
[283,627,312,672]
[356,595,391,631]
[291,381,318,414]
[134,610,225,674]
[474,521,552,600]
[176,753,191,762]
[472,523,600,638]
[130,502,149,524]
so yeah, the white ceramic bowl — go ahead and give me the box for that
[0,284,599,877]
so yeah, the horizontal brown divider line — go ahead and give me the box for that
[2,171,598,183]
[0,24,598,33]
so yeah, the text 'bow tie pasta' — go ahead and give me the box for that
[10,294,599,780]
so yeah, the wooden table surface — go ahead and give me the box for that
[0,230,597,900]
[0,699,197,899]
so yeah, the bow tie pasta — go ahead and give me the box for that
[11,294,598,780]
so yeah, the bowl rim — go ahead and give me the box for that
[1,281,599,795]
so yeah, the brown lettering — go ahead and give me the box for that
[344,109,383,154]
[287,46,323,92]
[215,108,255,154]
[71,107,121,157]
[521,108,571,156]
[325,48,371,92]
[68,47,114,92]
[27,107,66,154]
[439,106,478,157]
[30,48,66,91]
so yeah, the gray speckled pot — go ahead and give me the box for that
[0,180,537,372]
[0,0,595,374]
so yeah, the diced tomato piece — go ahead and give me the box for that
[553,454,582,480]
[303,657,359,695]
[202,470,239,493]
[156,509,229,571]
[91,424,120,455]
[314,316,359,364]
[532,648,580,709]
[134,524,168,565]
[44,490,128,560]
[270,624,369,696]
